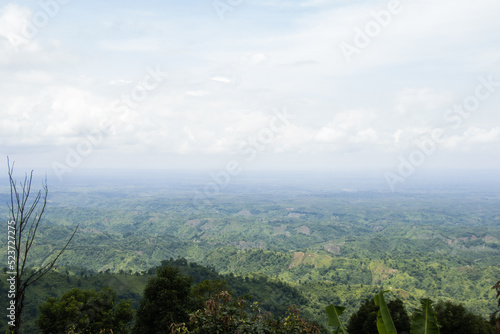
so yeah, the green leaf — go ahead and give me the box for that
[325,304,347,333]
[374,291,398,334]
[410,299,440,334]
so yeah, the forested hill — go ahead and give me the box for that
[0,258,316,333]
[1,256,498,333]
[1,171,499,332]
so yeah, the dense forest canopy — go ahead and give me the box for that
[1,171,499,332]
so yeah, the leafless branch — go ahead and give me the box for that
[6,157,78,333]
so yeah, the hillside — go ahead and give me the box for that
[1,176,499,331]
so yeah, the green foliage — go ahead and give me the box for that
[2,256,496,334]
[491,280,500,334]
[0,259,314,333]
[386,299,411,333]
[325,305,347,333]
[133,266,194,334]
[157,258,311,316]
[346,297,410,334]
[36,287,133,334]
[434,300,494,334]
[191,279,229,311]
[0,270,148,333]
[346,298,380,334]
[172,291,324,334]
[177,291,251,334]
[2,181,500,332]
[22,188,497,323]
[374,291,398,334]
[410,299,440,334]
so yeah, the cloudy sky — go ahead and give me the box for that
[1,0,499,179]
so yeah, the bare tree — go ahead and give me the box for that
[7,158,78,333]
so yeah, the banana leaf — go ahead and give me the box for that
[374,291,398,334]
[325,304,348,334]
[410,298,440,334]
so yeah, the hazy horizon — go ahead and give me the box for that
[2,167,500,196]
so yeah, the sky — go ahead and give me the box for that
[1,0,500,182]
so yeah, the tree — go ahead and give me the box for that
[346,298,379,334]
[434,300,493,334]
[7,159,78,333]
[492,280,500,334]
[36,287,133,333]
[133,265,194,334]
[190,279,230,311]
[172,291,324,334]
[346,297,410,334]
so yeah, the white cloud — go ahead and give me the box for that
[0,4,31,44]
[466,127,500,144]
[185,91,208,97]
[432,126,500,151]
[109,79,132,86]
[210,76,232,83]
[1,0,499,170]
[98,38,161,52]
[349,127,379,144]
[315,124,344,143]
[395,88,453,116]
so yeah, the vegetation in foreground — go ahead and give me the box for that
[2,170,499,333]
[2,259,498,333]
